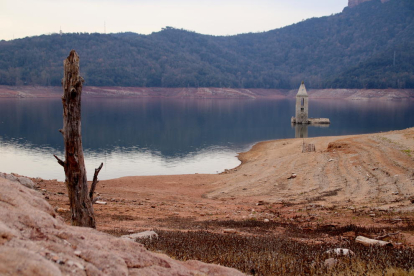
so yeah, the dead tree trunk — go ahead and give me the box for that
[54,50,102,228]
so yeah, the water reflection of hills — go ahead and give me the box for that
[0,98,295,157]
[0,98,413,158]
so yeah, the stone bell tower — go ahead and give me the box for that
[294,81,309,124]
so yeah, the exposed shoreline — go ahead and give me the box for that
[30,126,413,246]
[1,85,414,100]
[4,127,414,276]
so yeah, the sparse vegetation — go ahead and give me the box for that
[105,220,414,275]
[138,229,414,276]
[402,149,412,157]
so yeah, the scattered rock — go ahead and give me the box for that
[95,201,107,205]
[325,248,355,257]
[121,230,159,241]
[264,219,270,223]
[287,173,297,179]
[0,172,35,189]
[223,229,238,234]
[16,176,35,189]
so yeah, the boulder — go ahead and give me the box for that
[0,178,245,276]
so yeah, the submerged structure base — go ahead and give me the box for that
[291,117,330,125]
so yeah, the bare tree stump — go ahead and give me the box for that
[55,50,100,228]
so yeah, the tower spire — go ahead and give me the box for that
[294,82,309,124]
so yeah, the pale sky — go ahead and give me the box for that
[0,0,348,41]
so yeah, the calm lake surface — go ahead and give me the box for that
[0,98,413,181]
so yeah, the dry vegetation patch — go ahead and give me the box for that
[135,227,414,276]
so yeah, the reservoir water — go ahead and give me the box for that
[0,97,413,181]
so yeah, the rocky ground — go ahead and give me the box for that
[0,177,244,276]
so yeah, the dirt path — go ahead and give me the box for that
[38,127,414,243]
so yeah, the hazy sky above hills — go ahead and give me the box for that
[1,0,348,41]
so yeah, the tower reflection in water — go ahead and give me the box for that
[293,123,330,138]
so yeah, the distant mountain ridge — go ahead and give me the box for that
[0,0,413,89]
[348,0,390,8]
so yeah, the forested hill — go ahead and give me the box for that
[0,0,413,89]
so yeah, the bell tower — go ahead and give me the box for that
[295,81,309,124]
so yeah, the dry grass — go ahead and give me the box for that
[138,230,414,276]
[105,220,414,276]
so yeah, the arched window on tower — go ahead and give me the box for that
[301,98,304,112]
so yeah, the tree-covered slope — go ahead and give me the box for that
[0,0,413,89]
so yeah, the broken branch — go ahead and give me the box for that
[53,155,65,167]
[89,162,103,201]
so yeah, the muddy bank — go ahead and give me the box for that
[1,85,414,100]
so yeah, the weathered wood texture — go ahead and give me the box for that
[59,50,96,228]
[89,162,103,202]
[355,236,392,247]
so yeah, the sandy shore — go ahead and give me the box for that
[209,127,414,207]
[38,127,414,243]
